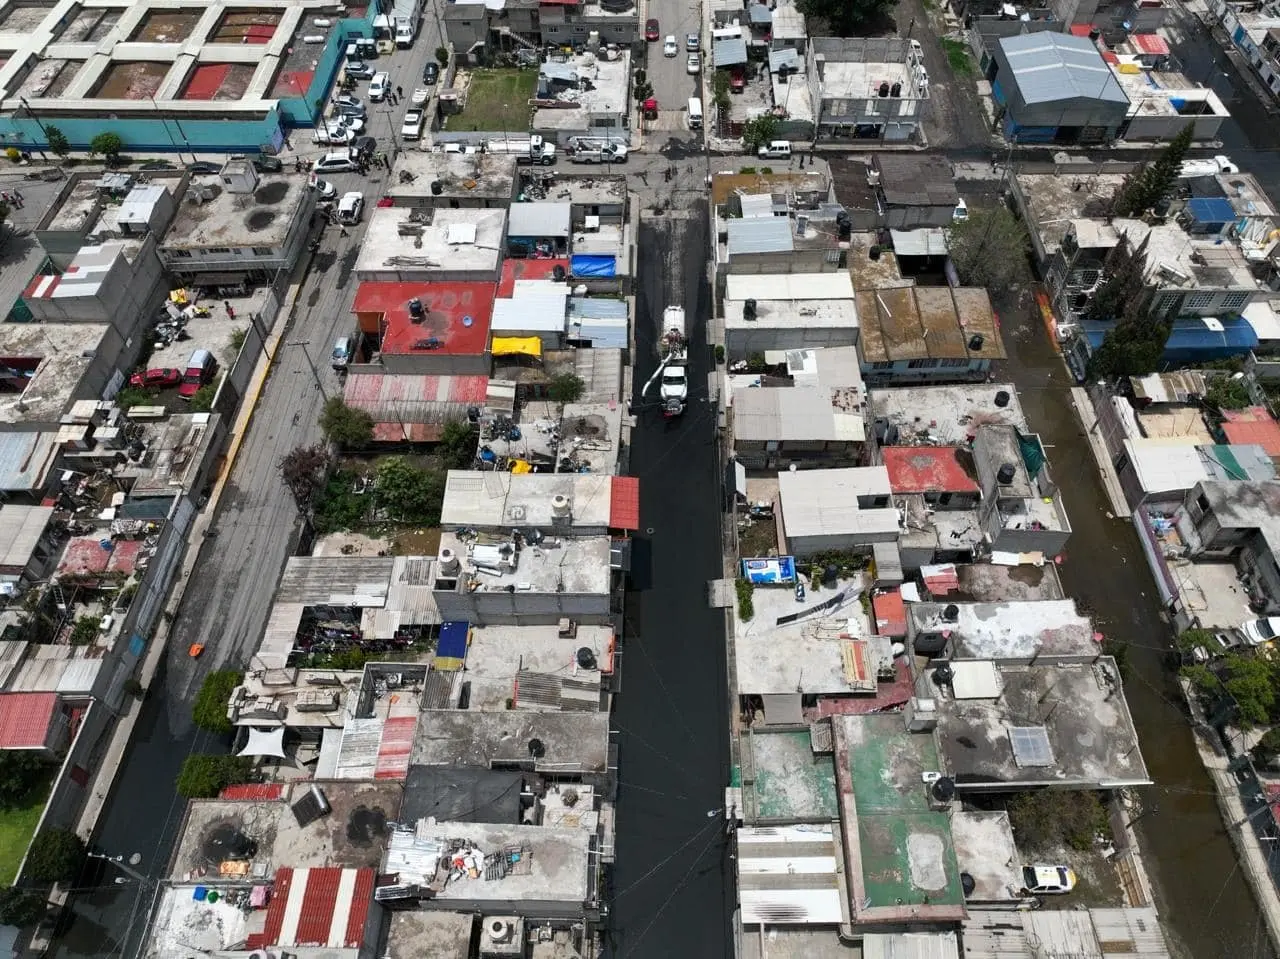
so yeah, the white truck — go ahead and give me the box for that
[1179,155,1238,178]
[394,15,416,46]
[641,306,688,417]
[570,142,628,164]
[485,135,557,166]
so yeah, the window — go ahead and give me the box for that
[1221,292,1250,311]
[253,247,273,256]
[1197,493,1211,513]
[907,358,938,369]
[940,357,970,368]
[169,249,192,258]
[1185,292,1215,310]
[871,361,893,370]
[206,247,232,254]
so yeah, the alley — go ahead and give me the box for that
[973,178,1273,958]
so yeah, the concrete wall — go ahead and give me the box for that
[162,191,317,283]
[28,243,167,333]
[212,280,282,420]
[732,439,863,471]
[860,358,991,386]
[434,587,613,624]
[20,701,110,856]
[725,324,858,359]
[1123,111,1226,143]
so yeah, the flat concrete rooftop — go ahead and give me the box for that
[950,810,1021,903]
[742,727,839,822]
[870,383,1028,446]
[458,622,613,711]
[440,471,615,530]
[1015,172,1127,256]
[356,207,505,277]
[390,147,517,201]
[912,599,1096,662]
[950,562,1065,603]
[0,321,111,425]
[437,530,612,595]
[411,709,611,773]
[166,173,306,250]
[385,910,473,959]
[821,60,913,99]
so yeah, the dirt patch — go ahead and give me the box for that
[738,516,780,559]
[392,528,442,556]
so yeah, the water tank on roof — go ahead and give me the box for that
[576,647,597,669]
[890,81,902,97]
[932,663,954,685]
[961,873,977,896]
[942,604,959,622]
[931,776,956,802]
[430,180,443,196]
[968,333,985,351]
[994,390,1010,408]
[553,265,567,281]
[997,463,1017,485]
[878,81,890,97]
[528,738,546,758]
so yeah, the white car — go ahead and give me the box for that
[369,71,391,102]
[337,191,364,225]
[953,198,969,221]
[1022,865,1077,895]
[411,87,430,106]
[313,121,354,145]
[663,35,678,57]
[686,32,700,51]
[687,52,701,74]
[310,177,338,200]
[1242,617,1280,646]
[401,110,424,140]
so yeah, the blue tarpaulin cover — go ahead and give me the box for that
[571,254,617,278]
[1185,197,1236,225]
[437,621,471,659]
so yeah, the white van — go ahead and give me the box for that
[687,97,703,129]
[711,24,744,43]
[757,139,792,160]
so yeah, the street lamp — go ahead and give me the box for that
[287,340,328,399]
[87,850,149,885]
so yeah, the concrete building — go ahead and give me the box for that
[1209,0,1280,102]
[354,207,507,283]
[881,446,982,511]
[445,0,637,54]
[723,273,859,359]
[965,907,1172,958]
[352,280,495,377]
[869,155,961,229]
[412,709,612,784]
[1116,439,1276,509]
[0,322,125,431]
[159,160,315,284]
[907,599,1098,663]
[386,148,519,210]
[776,467,899,556]
[440,472,637,535]
[929,657,1151,790]
[716,210,844,284]
[533,52,631,141]
[856,285,1005,385]
[1173,480,1280,614]
[990,33,1130,143]
[972,424,1072,558]
[869,383,1030,448]
[1108,50,1230,142]
[807,38,928,142]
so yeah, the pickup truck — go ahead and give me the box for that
[570,143,627,164]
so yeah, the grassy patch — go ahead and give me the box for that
[941,38,973,76]
[0,775,52,884]
[461,69,538,133]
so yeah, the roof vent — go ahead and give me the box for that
[487,918,514,942]
[576,647,597,669]
[551,494,571,518]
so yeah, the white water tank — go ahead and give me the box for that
[551,494,572,519]
[438,548,461,575]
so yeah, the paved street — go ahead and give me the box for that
[638,0,705,136]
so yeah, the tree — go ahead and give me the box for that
[192,670,241,735]
[1252,727,1280,767]
[0,752,46,808]
[190,383,216,413]
[712,70,731,116]
[24,828,85,883]
[68,617,98,646]
[1222,653,1278,729]
[1086,290,1169,379]
[0,886,46,927]
[376,457,445,524]
[548,373,585,404]
[176,754,254,799]
[88,132,123,166]
[1205,374,1251,411]
[1008,790,1108,853]
[114,386,152,411]
[741,114,779,152]
[796,0,897,34]
[44,126,69,161]
[945,206,1030,291]
[1111,124,1193,217]
[1084,234,1149,322]
[279,443,331,511]
[435,47,451,67]
[313,469,370,533]
[319,398,373,448]
[437,419,477,470]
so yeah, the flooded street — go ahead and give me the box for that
[990,261,1274,958]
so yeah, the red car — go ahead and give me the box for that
[729,65,746,92]
[645,18,660,41]
[129,368,182,390]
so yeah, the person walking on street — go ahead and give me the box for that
[396,85,403,100]
[12,189,21,208]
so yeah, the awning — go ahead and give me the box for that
[889,228,949,256]
[734,460,747,497]
[491,336,543,358]
[238,726,287,758]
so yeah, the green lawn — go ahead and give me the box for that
[0,777,52,885]
[941,38,974,76]
[461,69,538,133]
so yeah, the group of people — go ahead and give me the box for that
[1,189,24,209]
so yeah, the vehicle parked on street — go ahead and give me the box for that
[570,142,627,164]
[352,135,377,158]
[337,192,365,225]
[401,110,424,140]
[332,336,354,370]
[250,154,283,173]
[345,38,378,60]
[687,53,701,74]
[485,135,557,165]
[663,35,677,56]
[687,97,703,129]
[1242,617,1280,646]
[645,18,660,40]
[423,61,440,85]
[1021,865,1077,895]
[129,368,182,390]
[729,66,746,92]
[686,32,699,51]
[369,72,391,102]
[179,349,218,400]
[309,177,339,200]
[412,87,430,105]
[333,95,365,118]
[313,151,358,174]
[345,61,375,80]
[757,139,792,159]
[313,120,356,145]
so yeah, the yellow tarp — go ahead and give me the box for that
[511,459,533,474]
[491,336,542,358]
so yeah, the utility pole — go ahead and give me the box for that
[17,97,50,160]
[287,340,328,399]
[87,850,149,885]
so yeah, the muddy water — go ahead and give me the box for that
[995,281,1274,959]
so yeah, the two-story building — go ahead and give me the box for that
[807,37,928,143]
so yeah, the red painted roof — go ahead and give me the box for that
[609,476,640,530]
[0,692,57,748]
[881,447,980,494]
[57,536,143,577]
[1069,23,1094,35]
[1132,32,1169,55]
[218,783,285,801]
[921,563,960,596]
[24,275,61,299]
[374,715,415,780]
[1222,407,1280,457]
[354,281,494,357]
[498,258,570,297]
[344,373,489,443]
[871,589,907,637]
[248,867,374,950]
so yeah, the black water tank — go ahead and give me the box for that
[942,603,959,622]
[932,776,956,801]
[968,333,985,351]
[576,647,597,669]
[743,298,757,320]
[552,265,567,281]
[997,463,1017,485]
[932,663,954,685]
[430,180,443,196]
[994,390,1011,408]
[458,681,471,709]
[823,564,838,587]
[890,81,902,97]
[961,872,977,896]
[528,738,547,758]
[878,81,890,97]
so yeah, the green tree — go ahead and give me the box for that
[1252,727,1280,766]
[1205,374,1251,411]
[376,457,445,524]
[279,443,331,511]
[319,398,374,448]
[796,0,897,33]
[1111,124,1194,217]
[44,126,70,161]
[736,579,754,622]
[192,670,241,735]
[0,752,46,808]
[436,46,451,67]
[88,132,123,166]
[741,114,779,152]
[1222,653,1277,729]
[24,828,86,883]
[1086,290,1169,379]
[1084,234,1149,322]
[68,617,98,646]
[548,373,586,404]
[945,205,1030,291]
[313,469,370,533]
[712,70,731,116]
[114,386,152,411]
[1008,790,1108,852]
[190,383,216,413]
[437,419,477,470]
[0,886,46,926]
[176,754,254,799]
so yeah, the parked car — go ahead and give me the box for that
[333,95,365,118]
[1022,865,1077,895]
[687,52,701,74]
[310,177,339,200]
[129,368,182,390]
[757,139,792,159]
[345,60,375,80]
[369,72,391,102]
[345,38,378,60]
[313,121,355,145]
[645,18,660,40]
[411,87,430,105]
[251,154,283,173]
[423,61,440,85]
[729,65,746,92]
[331,336,353,370]
[663,35,678,56]
[1242,617,1280,646]
[1186,630,1246,664]
[953,198,969,221]
[337,191,364,225]
[351,135,377,158]
[402,110,424,140]
[686,32,700,51]
[187,161,221,175]
[313,151,358,174]
[179,349,218,400]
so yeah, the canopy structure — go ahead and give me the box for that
[239,726,287,758]
[491,336,543,358]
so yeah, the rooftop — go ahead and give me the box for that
[498,257,572,297]
[0,322,111,425]
[399,766,525,825]
[998,32,1129,106]
[123,412,221,497]
[389,147,517,202]
[436,530,612,595]
[454,622,613,711]
[910,599,1097,662]
[869,384,1028,446]
[410,709,610,773]
[778,467,898,541]
[741,727,839,821]
[356,207,506,277]
[724,288,859,330]
[950,810,1022,903]
[1112,65,1227,119]
[821,60,916,100]
[739,824,845,926]
[383,819,591,906]
[963,907,1171,958]
[167,781,403,880]
[355,281,495,357]
[440,472,629,531]
[710,170,829,208]
[932,658,1150,789]
[0,692,57,748]
[165,173,308,250]
[1222,406,1280,457]
[724,272,855,304]
[1113,218,1259,291]
[344,373,490,443]
[384,910,474,959]
[833,713,967,925]
[1014,172,1128,256]
[1123,439,1277,496]
[873,155,960,207]
[226,667,362,728]
[534,52,631,129]
[950,562,1065,603]
[0,505,53,574]
[882,446,980,494]
[857,286,1006,363]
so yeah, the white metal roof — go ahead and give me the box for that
[949,660,1003,699]
[726,272,855,301]
[862,932,959,959]
[0,505,52,570]
[1122,437,1208,495]
[491,291,568,332]
[508,202,572,237]
[738,825,844,925]
[777,467,898,539]
[889,228,949,257]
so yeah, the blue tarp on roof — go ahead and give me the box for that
[571,254,616,277]
[437,621,470,659]
[1082,314,1258,363]
[1185,197,1236,225]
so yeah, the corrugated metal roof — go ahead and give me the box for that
[739,193,776,218]
[335,716,384,779]
[1087,907,1171,957]
[733,387,865,443]
[0,432,58,493]
[610,475,640,530]
[492,292,568,333]
[56,657,101,694]
[344,373,490,433]
[713,37,749,66]
[727,216,795,256]
[0,692,56,748]
[514,670,601,710]
[0,505,52,571]
[508,202,572,237]
[889,228,949,256]
[768,47,800,72]
[748,3,772,23]
[999,33,1130,106]
[863,932,959,959]
[247,866,373,950]
[777,467,899,539]
[738,824,843,924]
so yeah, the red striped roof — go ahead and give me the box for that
[247,867,374,950]
[0,692,56,748]
[609,475,640,530]
[872,589,908,637]
[218,783,285,801]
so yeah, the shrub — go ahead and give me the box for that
[190,383,216,413]
[1008,790,1108,853]
[320,398,374,448]
[736,579,754,622]
[0,886,46,926]
[192,670,240,734]
[68,617,99,646]
[176,754,254,799]
[25,828,86,883]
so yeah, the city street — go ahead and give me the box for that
[637,0,705,134]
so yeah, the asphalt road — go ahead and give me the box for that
[639,0,704,130]
[46,12,448,959]
[606,204,733,959]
